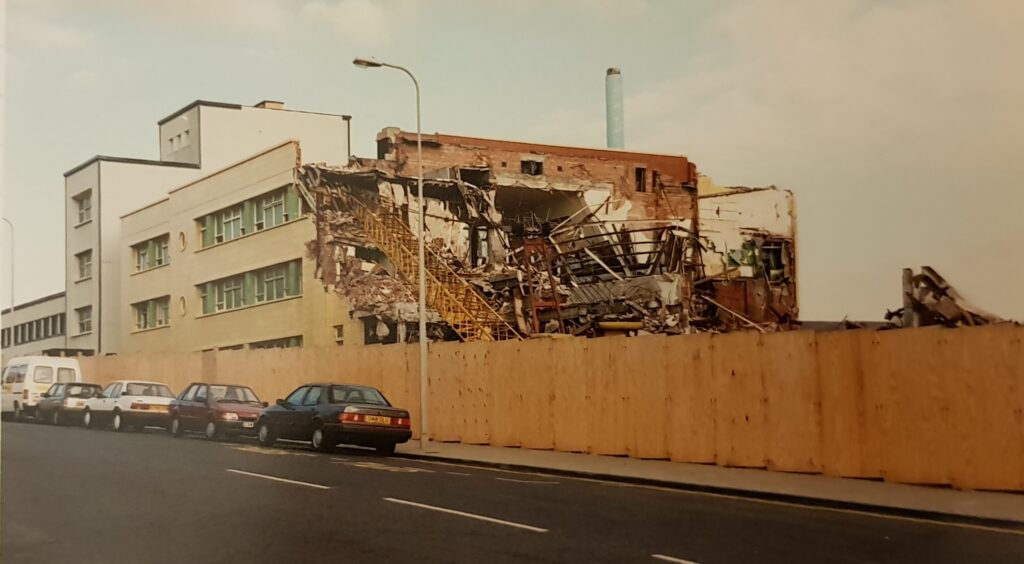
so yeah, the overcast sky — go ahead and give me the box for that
[3,0,1023,321]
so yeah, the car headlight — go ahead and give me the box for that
[220,412,239,421]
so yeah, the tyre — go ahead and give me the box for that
[311,423,332,453]
[83,409,94,429]
[112,411,126,432]
[375,443,396,456]
[169,416,183,437]
[51,409,61,426]
[256,419,276,447]
[204,420,220,441]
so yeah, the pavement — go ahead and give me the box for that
[396,441,1024,526]
[2,421,1023,564]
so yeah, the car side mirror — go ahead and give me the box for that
[261,401,269,408]
[40,393,49,398]
[275,398,286,407]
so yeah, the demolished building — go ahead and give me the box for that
[298,128,796,342]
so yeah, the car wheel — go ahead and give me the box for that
[51,409,61,426]
[170,416,183,437]
[204,420,220,441]
[375,443,397,456]
[257,420,276,447]
[83,409,93,429]
[112,411,125,432]
[311,423,332,453]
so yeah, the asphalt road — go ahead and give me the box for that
[2,420,1023,564]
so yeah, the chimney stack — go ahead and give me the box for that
[605,68,624,149]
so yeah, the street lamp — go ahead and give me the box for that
[353,56,430,452]
[2,217,13,308]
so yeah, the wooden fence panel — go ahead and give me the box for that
[488,341,523,447]
[551,337,590,453]
[628,335,670,459]
[816,330,878,478]
[946,325,1023,490]
[428,342,461,442]
[588,336,629,455]
[460,343,492,445]
[762,331,822,473]
[517,339,556,450]
[666,333,716,463]
[712,331,767,468]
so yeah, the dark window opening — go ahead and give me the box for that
[635,167,647,192]
[469,225,490,267]
[521,160,543,175]
[376,138,394,160]
[459,167,490,187]
[500,161,507,168]
[363,317,398,345]
[557,165,563,172]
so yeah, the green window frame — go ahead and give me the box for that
[132,235,170,272]
[132,296,171,330]
[198,260,302,315]
[197,186,301,249]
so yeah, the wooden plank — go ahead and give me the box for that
[487,340,521,447]
[428,341,460,442]
[816,330,879,478]
[666,333,716,463]
[762,331,822,473]
[551,337,590,453]
[711,331,767,468]
[517,338,555,450]
[588,336,628,455]
[460,343,491,445]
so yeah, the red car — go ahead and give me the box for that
[168,382,267,440]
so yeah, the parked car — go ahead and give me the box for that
[83,380,175,432]
[169,382,267,440]
[36,382,104,425]
[1,356,82,421]
[256,383,412,454]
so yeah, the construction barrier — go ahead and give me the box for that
[78,324,1024,491]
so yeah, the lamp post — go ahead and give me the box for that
[353,56,430,452]
[2,217,12,308]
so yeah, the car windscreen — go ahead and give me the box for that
[66,384,100,397]
[209,385,260,404]
[329,385,389,406]
[123,383,174,398]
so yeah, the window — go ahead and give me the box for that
[329,386,389,406]
[285,386,309,406]
[302,386,321,406]
[198,187,300,248]
[1,328,8,348]
[47,384,64,397]
[132,235,168,272]
[194,385,208,403]
[521,160,543,175]
[635,167,647,193]
[74,190,92,224]
[76,250,93,279]
[57,368,76,383]
[249,336,302,349]
[199,260,302,314]
[334,324,344,344]
[34,366,54,384]
[76,306,92,334]
[101,383,117,398]
[124,383,174,398]
[133,296,170,330]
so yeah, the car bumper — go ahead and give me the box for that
[217,419,260,435]
[124,411,171,427]
[324,422,412,446]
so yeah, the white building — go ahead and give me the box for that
[0,292,79,366]
[62,100,351,356]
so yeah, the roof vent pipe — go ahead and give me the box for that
[605,68,624,149]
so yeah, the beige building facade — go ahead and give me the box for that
[119,141,360,354]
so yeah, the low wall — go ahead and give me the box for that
[79,324,1024,491]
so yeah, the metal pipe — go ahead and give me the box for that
[605,68,624,149]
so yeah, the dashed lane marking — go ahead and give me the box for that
[495,477,559,484]
[384,497,548,533]
[446,471,472,476]
[226,469,330,490]
[652,555,701,564]
[349,461,434,473]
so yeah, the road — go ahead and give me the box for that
[2,421,1023,564]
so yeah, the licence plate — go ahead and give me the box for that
[151,405,169,413]
[364,415,391,425]
[242,421,254,429]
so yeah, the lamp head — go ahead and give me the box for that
[352,57,384,69]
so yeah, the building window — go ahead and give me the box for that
[249,336,302,350]
[76,306,92,334]
[76,250,93,280]
[334,324,344,345]
[199,260,302,315]
[74,190,92,224]
[133,296,170,330]
[133,234,170,272]
[198,186,300,248]
[635,167,647,193]
[521,160,543,175]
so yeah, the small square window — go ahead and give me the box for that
[521,160,543,175]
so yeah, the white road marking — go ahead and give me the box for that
[446,471,471,476]
[495,477,559,484]
[652,554,701,564]
[226,469,330,490]
[330,457,350,463]
[384,497,548,533]
[350,461,434,473]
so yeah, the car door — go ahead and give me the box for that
[38,383,63,417]
[103,383,123,420]
[176,384,198,430]
[275,386,309,439]
[190,385,211,430]
[295,385,324,439]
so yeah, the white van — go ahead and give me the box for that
[1,356,82,421]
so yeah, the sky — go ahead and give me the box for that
[3,0,1024,321]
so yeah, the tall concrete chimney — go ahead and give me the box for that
[605,68,624,149]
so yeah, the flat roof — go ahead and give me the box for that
[64,156,199,178]
[1,291,66,315]
[157,99,352,126]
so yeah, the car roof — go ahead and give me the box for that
[184,382,255,388]
[303,383,378,389]
[109,380,170,386]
